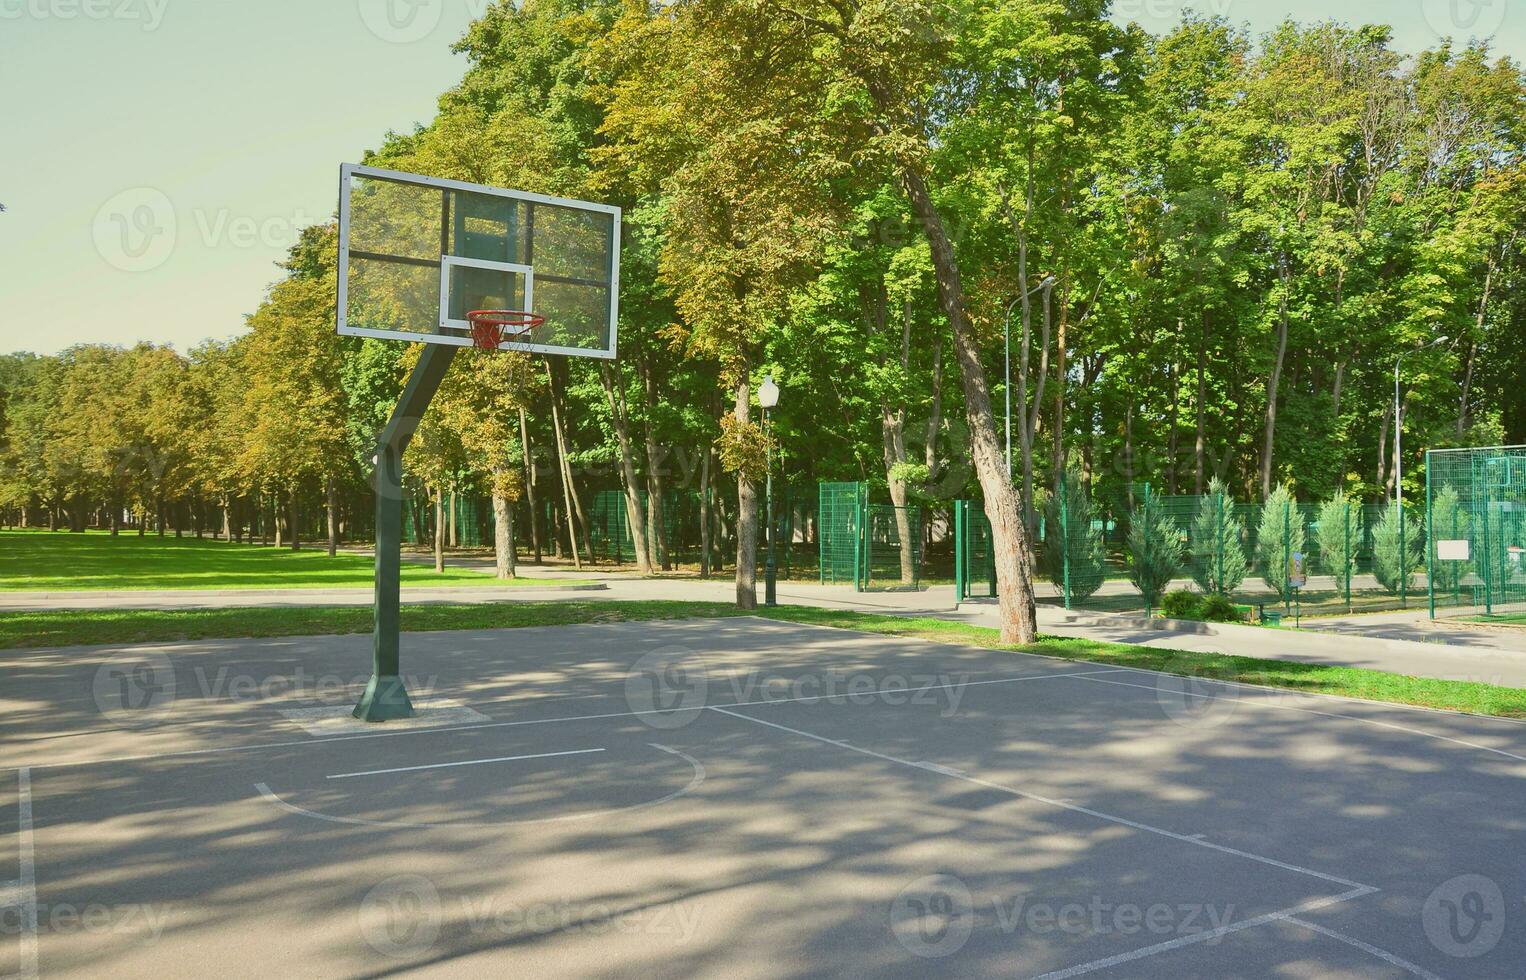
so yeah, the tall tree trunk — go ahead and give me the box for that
[598,363,653,574]
[925,329,945,482]
[904,167,1037,643]
[492,468,516,580]
[879,297,915,585]
[222,497,232,543]
[289,491,301,551]
[1376,400,1393,491]
[1261,260,1291,499]
[434,487,445,573]
[635,358,669,570]
[272,494,282,549]
[518,408,542,564]
[733,380,758,609]
[326,478,338,557]
[545,361,588,568]
[1195,313,1208,495]
[699,440,713,578]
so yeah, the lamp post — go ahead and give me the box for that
[759,375,780,607]
[1004,275,1057,479]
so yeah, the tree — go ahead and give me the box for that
[1372,503,1422,596]
[1315,491,1363,604]
[1128,492,1186,611]
[1255,484,1306,602]
[1041,469,1107,603]
[1191,478,1248,595]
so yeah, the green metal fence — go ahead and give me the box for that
[1427,446,1526,617]
[954,500,996,601]
[819,482,865,585]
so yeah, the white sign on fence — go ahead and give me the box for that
[1437,540,1471,562]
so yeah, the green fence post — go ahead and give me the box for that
[1399,498,1408,609]
[1283,496,1292,613]
[954,501,966,602]
[1061,473,1073,610]
[1344,503,1353,612]
[1426,453,1436,619]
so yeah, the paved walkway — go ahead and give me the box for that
[5,559,1525,687]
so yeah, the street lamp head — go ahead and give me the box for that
[1429,335,1450,349]
[758,375,780,410]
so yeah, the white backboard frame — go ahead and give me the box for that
[336,163,620,359]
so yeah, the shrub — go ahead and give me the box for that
[1127,494,1186,610]
[1160,589,1202,620]
[1315,491,1362,599]
[1041,468,1108,602]
[1190,479,1248,595]
[1372,503,1423,595]
[1199,593,1244,623]
[1255,484,1306,601]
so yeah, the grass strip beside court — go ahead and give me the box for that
[0,528,562,591]
[3,600,1525,720]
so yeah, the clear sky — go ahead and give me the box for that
[1,0,1521,358]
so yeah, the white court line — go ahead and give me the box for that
[705,706,1375,890]
[327,748,605,780]
[14,768,38,980]
[2,669,1121,772]
[1075,673,1526,764]
[258,744,705,830]
[1030,887,1376,980]
[1284,916,1442,980]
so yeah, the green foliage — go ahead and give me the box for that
[1041,470,1107,602]
[1255,485,1307,601]
[1372,504,1423,595]
[1127,494,1186,609]
[1199,593,1244,623]
[1315,492,1363,598]
[1191,479,1248,596]
[1160,590,1201,620]
[1427,485,1470,594]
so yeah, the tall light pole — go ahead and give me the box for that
[1394,335,1449,510]
[759,375,781,607]
[1004,275,1057,479]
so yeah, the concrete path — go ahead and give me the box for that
[6,559,1526,688]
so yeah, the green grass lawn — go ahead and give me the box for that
[0,529,563,591]
[3,598,1523,719]
[1464,613,1526,628]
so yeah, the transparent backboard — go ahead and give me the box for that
[337,164,620,358]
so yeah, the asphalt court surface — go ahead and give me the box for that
[2,617,1525,978]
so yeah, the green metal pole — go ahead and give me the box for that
[1283,497,1292,613]
[1061,474,1073,610]
[954,501,965,602]
[354,344,458,723]
[1399,497,1408,609]
[1426,452,1436,619]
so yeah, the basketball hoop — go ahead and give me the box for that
[466,310,544,351]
